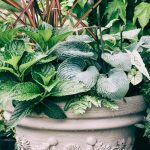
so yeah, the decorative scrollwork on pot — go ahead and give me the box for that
[16,136,59,150]
[64,144,82,150]
[86,137,134,150]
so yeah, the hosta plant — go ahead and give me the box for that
[0,22,150,132]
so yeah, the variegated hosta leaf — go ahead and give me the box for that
[57,57,87,80]
[53,41,97,60]
[127,50,150,80]
[139,36,150,49]
[128,69,143,85]
[96,69,129,100]
[57,58,99,89]
[101,52,132,71]
[66,35,94,43]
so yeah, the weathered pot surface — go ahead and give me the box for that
[5,95,147,150]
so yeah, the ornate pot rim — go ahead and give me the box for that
[5,95,147,130]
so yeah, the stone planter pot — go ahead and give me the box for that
[5,95,146,150]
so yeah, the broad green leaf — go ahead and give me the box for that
[0,66,19,78]
[22,30,45,50]
[0,81,17,109]
[105,0,127,23]
[133,2,150,29]
[47,31,73,50]
[39,29,52,42]
[38,55,57,64]
[7,100,39,130]
[51,80,90,96]
[41,100,66,119]
[128,69,143,85]
[2,40,25,69]
[19,52,47,76]
[0,29,18,47]
[32,63,56,86]
[78,0,87,8]
[11,82,41,101]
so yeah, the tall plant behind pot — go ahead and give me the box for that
[0,0,150,150]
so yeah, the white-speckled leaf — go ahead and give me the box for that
[127,50,150,80]
[57,58,99,89]
[53,41,97,60]
[101,52,132,71]
[128,70,143,85]
[96,69,129,100]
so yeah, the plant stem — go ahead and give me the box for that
[97,5,106,74]
[120,25,126,51]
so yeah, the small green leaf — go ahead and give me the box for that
[128,69,143,85]
[64,95,102,115]
[0,29,18,47]
[32,63,56,86]
[2,40,25,69]
[19,52,47,76]
[105,0,127,23]
[7,100,38,130]
[39,29,52,42]
[48,31,73,49]
[11,82,41,101]
[41,100,66,119]
[78,0,87,8]
[133,2,150,29]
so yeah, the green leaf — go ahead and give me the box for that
[0,81,17,109]
[128,69,143,85]
[7,100,38,130]
[102,99,119,110]
[51,80,90,97]
[0,29,18,47]
[78,0,87,8]
[64,95,102,115]
[32,63,56,86]
[11,82,41,101]
[2,40,25,69]
[39,29,52,42]
[105,0,127,23]
[19,52,47,76]
[22,30,45,50]
[41,100,66,119]
[133,2,150,29]
[47,31,73,49]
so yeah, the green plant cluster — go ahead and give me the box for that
[0,21,149,132]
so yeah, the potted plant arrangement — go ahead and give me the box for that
[0,0,150,150]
